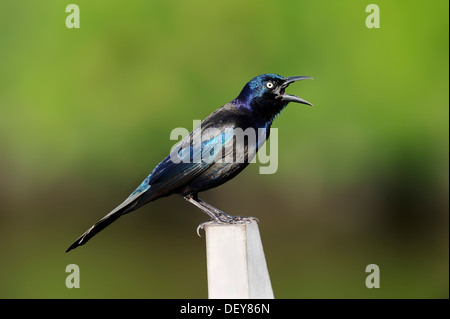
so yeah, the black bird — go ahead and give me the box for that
[66,73,312,252]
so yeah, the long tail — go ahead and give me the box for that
[66,190,146,253]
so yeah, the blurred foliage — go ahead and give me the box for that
[0,0,448,298]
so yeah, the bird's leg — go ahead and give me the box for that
[184,194,222,236]
[184,194,236,236]
[184,194,221,222]
[185,194,259,236]
[196,197,233,222]
[196,197,259,224]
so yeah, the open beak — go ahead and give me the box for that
[278,76,313,106]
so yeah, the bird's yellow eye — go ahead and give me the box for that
[266,81,274,89]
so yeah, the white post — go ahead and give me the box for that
[205,219,274,299]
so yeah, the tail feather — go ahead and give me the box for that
[66,191,145,253]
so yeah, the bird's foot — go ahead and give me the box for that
[227,215,259,224]
[196,215,259,237]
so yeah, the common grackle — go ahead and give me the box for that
[66,73,312,252]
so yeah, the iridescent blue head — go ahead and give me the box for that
[233,73,313,123]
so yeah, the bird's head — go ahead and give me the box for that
[233,73,313,123]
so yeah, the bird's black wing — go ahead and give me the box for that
[141,117,238,198]
[66,109,238,252]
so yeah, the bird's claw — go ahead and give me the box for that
[196,215,259,237]
[196,219,217,237]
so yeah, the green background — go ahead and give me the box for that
[0,0,448,298]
